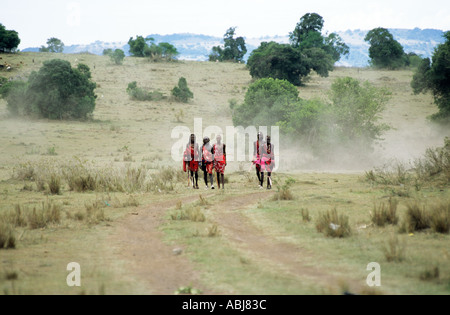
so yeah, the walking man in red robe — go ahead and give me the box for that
[183,134,200,189]
[213,134,226,190]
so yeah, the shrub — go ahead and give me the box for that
[6,59,97,120]
[171,77,193,103]
[126,81,165,101]
[232,78,299,127]
[109,49,125,65]
[413,138,450,184]
[315,208,351,238]
[273,178,296,201]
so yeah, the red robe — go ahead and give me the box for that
[183,143,199,172]
[214,143,226,174]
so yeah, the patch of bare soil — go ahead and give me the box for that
[108,195,213,294]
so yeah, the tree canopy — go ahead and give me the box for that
[247,13,348,86]
[128,36,179,61]
[4,59,97,120]
[364,28,406,69]
[411,31,450,120]
[209,27,247,63]
[39,37,65,53]
[0,23,20,52]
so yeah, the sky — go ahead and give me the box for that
[1,0,449,49]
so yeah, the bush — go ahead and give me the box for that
[127,81,165,101]
[315,208,351,238]
[109,49,125,65]
[272,178,296,201]
[6,59,97,120]
[232,78,299,127]
[172,77,193,103]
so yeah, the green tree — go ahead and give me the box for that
[6,59,97,119]
[110,49,125,65]
[209,27,247,62]
[290,13,349,63]
[128,36,148,57]
[328,77,391,145]
[248,13,348,86]
[232,78,299,127]
[0,24,21,52]
[158,42,179,61]
[289,13,324,48]
[247,42,311,86]
[102,48,113,56]
[411,31,450,120]
[40,37,64,53]
[171,77,193,103]
[364,28,406,69]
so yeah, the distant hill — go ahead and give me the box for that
[23,28,446,67]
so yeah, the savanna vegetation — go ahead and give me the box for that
[0,17,449,295]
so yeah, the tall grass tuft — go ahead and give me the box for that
[27,201,62,229]
[315,208,351,238]
[371,197,399,227]
[405,201,430,232]
[382,234,406,262]
[429,202,450,234]
[0,223,16,249]
[273,178,295,201]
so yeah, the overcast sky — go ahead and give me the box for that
[1,0,449,49]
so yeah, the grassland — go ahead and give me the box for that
[0,52,449,295]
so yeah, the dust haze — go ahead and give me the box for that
[277,120,450,173]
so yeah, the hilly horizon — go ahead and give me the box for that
[22,28,447,68]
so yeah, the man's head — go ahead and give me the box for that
[203,136,210,145]
[190,134,196,144]
[216,134,222,143]
[258,132,263,142]
[266,135,271,145]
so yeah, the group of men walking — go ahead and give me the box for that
[183,132,275,190]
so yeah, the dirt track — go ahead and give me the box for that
[109,191,364,294]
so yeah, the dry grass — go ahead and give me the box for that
[382,234,406,262]
[315,208,351,238]
[371,197,399,227]
[0,53,448,294]
[0,223,16,249]
[170,206,206,222]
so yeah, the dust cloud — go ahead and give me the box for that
[277,120,450,173]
